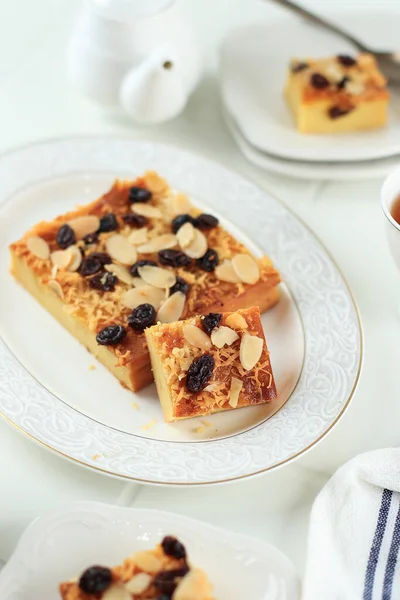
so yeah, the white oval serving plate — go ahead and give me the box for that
[0,137,362,485]
[220,12,400,163]
[0,503,300,600]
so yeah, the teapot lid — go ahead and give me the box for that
[88,0,173,22]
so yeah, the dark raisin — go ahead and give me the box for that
[156,596,171,600]
[170,276,190,296]
[162,536,187,560]
[194,213,219,230]
[291,61,308,73]
[79,256,103,276]
[171,214,195,234]
[89,271,117,292]
[310,73,330,89]
[56,224,76,249]
[128,303,156,331]
[129,186,152,203]
[186,354,215,393]
[196,248,219,272]
[130,259,158,277]
[122,213,149,227]
[83,232,99,245]
[78,566,112,594]
[96,324,127,346]
[337,54,356,67]
[328,105,353,119]
[154,572,178,596]
[98,212,118,233]
[337,75,350,90]
[158,249,192,268]
[201,312,222,334]
[87,252,112,265]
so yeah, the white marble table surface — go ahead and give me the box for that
[1,0,400,582]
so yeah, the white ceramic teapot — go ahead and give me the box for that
[68,0,203,123]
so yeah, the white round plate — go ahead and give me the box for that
[223,107,400,181]
[0,502,300,600]
[220,12,400,163]
[0,137,362,485]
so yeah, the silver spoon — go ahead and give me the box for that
[268,0,400,83]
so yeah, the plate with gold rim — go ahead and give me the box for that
[0,137,361,485]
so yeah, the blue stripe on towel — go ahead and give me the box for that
[382,498,400,599]
[363,489,393,600]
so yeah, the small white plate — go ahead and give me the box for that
[220,12,400,164]
[0,503,301,600]
[0,137,362,485]
[223,107,400,181]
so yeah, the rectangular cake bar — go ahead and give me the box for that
[10,171,280,394]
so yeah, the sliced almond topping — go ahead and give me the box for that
[171,192,192,215]
[102,585,130,600]
[177,221,195,249]
[50,248,72,269]
[131,203,162,219]
[183,324,212,350]
[215,260,241,283]
[183,228,207,259]
[67,246,83,272]
[132,276,148,288]
[128,227,148,245]
[120,285,165,310]
[157,291,186,323]
[51,264,58,279]
[240,333,264,371]
[26,236,50,260]
[68,215,100,240]
[137,233,177,254]
[105,263,134,285]
[232,253,260,284]
[106,234,137,265]
[229,377,243,408]
[211,325,239,348]
[125,573,152,595]
[345,80,365,95]
[138,265,176,289]
[131,551,162,574]
[48,279,64,299]
[173,569,210,600]
[225,313,248,330]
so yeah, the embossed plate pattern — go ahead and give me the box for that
[0,137,362,485]
[0,503,300,599]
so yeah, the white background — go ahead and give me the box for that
[1,0,400,580]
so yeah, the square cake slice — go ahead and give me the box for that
[145,306,277,422]
[59,535,214,600]
[284,53,389,134]
[10,171,280,394]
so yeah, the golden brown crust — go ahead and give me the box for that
[146,306,277,421]
[10,172,280,393]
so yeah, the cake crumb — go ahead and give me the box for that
[201,420,212,428]
[141,418,157,430]
[131,402,139,410]
[194,426,205,434]
[89,364,96,370]
[92,453,101,460]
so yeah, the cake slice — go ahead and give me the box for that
[59,535,214,600]
[145,306,277,422]
[284,53,389,134]
[9,171,280,394]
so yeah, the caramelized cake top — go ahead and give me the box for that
[10,172,280,367]
[289,53,389,105]
[146,307,276,419]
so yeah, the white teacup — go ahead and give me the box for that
[381,166,400,273]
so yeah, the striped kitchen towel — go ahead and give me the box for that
[303,449,400,600]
